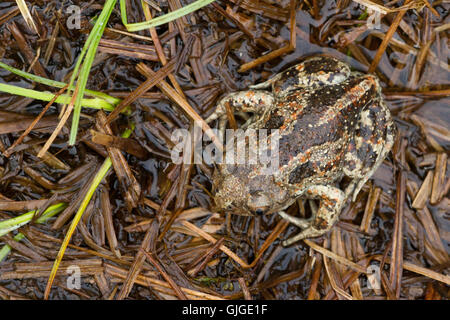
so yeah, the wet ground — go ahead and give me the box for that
[0,0,448,300]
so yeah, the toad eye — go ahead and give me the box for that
[255,208,265,216]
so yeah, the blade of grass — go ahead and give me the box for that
[0,202,66,260]
[0,203,67,237]
[0,61,120,105]
[0,233,24,262]
[120,0,216,32]
[69,0,117,145]
[0,82,116,111]
[3,84,69,158]
[44,125,134,299]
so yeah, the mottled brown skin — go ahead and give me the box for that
[207,56,396,245]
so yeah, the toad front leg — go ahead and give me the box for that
[205,90,275,134]
[278,185,346,246]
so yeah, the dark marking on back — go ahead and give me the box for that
[264,112,285,130]
[288,161,316,184]
[276,76,378,166]
[302,57,339,74]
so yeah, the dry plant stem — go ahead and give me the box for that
[380,269,396,300]
[0,259,103,280]
[0,115,59,135]
[35,230,138,268]
[238,0,296,72]
[238,278,252,300]
[225,101,238,130]
[431,153,447,204]
[15,0,38,34]
[188,237,225,276]
[106,60,176,123]
[416,207,448,263]
[250,220,289,267]
[256,246,285,286]
[98,39,160,61]
[0,199,50,211]
[412,170,433,209]
[90,130,148,159]
[105,263,224,300]
[142,2,185,98]
[0,7,20,26]
[94,273,110,297]
[371,255,450,286]
[51,164,100,229]
[96,111,140,209]
[304,239,367,274]
[4,84,69,158]
[158,208,183,241]
[307,254,322,300]
[368,0,411,73]
[227,0,288,21]
[422,0,439,17]
[141,249,188,300]
[181,220,249,267]
[116,220,158,300]
[3,235,47,261]
[137,63,223,152]
[390,138,407,298]
[106,27,154,42]
[8,21,47,77]
[360,186,381,233]
[31,145,70,170]
[44,21,59,65]
[181,219,289,269]
[37,87,78,158]
[322,252,352,300]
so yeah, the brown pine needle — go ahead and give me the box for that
[141,2,186,98]
[15,0,39,35]
[106,60,176,123]
[238,0,296,72]
[141,249,188,300]
[137,63,224,153]
[181,220,250,268]
[37,86,78,158]
[368,0,412,73]
[303,239,368,274]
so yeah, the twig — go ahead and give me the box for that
[238,0,296,72]
[368,0,412,73]
[141,249,188,300]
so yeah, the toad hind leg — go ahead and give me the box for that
[343,99,396,201]
[278,185,345,246]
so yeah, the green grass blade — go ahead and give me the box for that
[0,233,24,262]
[0,61,120,105]
[44,125,134,298]
[0,203,67,237]
[121,0,216,32]
[69,0,117,145]
[0,203,67,262]
[0,83,116,111]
